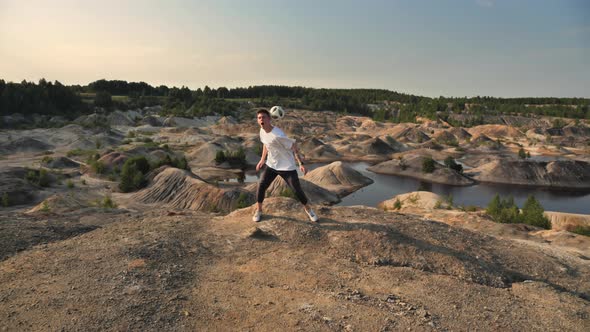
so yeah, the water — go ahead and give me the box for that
[238,162,590,214]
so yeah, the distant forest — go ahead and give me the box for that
[1,78,589,123]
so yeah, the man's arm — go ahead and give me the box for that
[291,143,307,174]
[256,145,267,172]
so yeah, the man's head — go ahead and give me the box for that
[257,109,271,128]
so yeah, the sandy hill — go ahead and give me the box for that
[0,197,588,331]
[131,167,253,213]
[303,161,373,197]
[465,159,590,189]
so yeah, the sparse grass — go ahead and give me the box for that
[393,199,402,210]
[407,193,420,204]
[434,200,443,209]
[280,188,297,199]
[41,156,53,164]
[40,200,51,212]
[571,226,590,237]
[67,148,98,158]
[66,179,74,189]
[98,195,117,209]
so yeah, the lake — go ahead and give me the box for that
[243,162,590,214]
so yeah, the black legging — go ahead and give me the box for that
[256,166,309,205]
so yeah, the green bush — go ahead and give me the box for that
[236,192,250,209]
[100,195,117,209]
[393,198,402,210]
[25,168,51,187]
[421,157,435,173]
[280,188,297,199]
[41,156,53,164]
[215,150,226,164]
[521,195,550,229]
[1,193,8,207]
[518,148,526,159]
[119,156,149,192]
[66,179,74,189]
[443,156,463,174]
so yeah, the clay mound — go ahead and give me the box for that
[217,116,237,125]
[544,211,590,232]
[107,110,134,126]
[379,191,444,211]
[392,127,430,143]
[1,197,589,331]
[27,193,88,214]
[244,176,340,205]
[0,167,39,206]
[186,142,223,166]
[43,156,81,169]
[365,137,397,155]
[468,124,524,139]
[447,127,472,140]
[368,153,474,186]
[0,137,52,154]
[432,130,459,145]
[562,124,590,137]
[465,160,590,188]
[306,144,341,161]
[303,161,373,196]
[132,167,254,213]
[139,115,163,127]
[299,137,325,153]
[469,134,504,150]
[98,152,129,171]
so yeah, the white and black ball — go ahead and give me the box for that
[269,105,285,119]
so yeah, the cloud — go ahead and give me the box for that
[476,0,494,8]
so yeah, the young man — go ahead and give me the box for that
[253,109,319,222]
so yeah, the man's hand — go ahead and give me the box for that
[299,164,307,175]
[256,160,265,172]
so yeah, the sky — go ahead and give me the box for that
[1,0,589,98]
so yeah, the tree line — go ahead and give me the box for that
[1,78,589,121]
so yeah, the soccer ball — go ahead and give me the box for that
[269,106,285,119]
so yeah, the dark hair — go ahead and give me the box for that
[257,109,270,117]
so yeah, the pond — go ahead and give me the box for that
[242,162,590,214]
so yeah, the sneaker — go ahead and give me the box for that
[252,210,262,222]
[305,209,319,222]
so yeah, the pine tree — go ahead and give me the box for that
[486,194,501,220]
[522,195,551,229]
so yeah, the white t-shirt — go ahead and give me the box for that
[260,126,297,171]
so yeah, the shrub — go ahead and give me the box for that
[215,150,226,164]
[25,168,51,187]
[280,188,297,199]
[521,195,550,229]
[1,193,8,207]
[40,200,50,212]
[100,195,117,209]
[225,147,246,168]
[66,179,74,189]
[81,179,87,185]
[393,198,402,210]
[518,148,526,159]
[88,159,105,174]
[434,200,443,209]
[236,192,250,209]
[41,156,53,164]
[571,226,590,237]
[443,156,463,174]
[119,156,149,192]
[421,157,435,173]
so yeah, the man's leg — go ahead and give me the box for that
[280,171,318,222]
[255,166,278,214]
